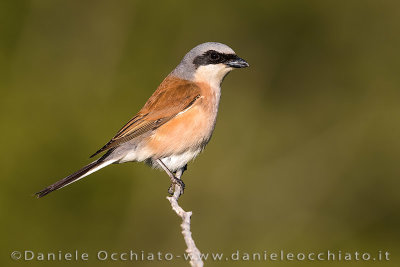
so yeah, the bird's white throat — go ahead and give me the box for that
[194,64,232,89]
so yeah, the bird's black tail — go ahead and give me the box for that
[35,153,115,198]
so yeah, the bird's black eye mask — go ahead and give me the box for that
[193,50,238,67]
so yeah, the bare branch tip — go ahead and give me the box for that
[167,184,203,266]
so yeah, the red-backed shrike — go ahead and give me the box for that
[36,42,249,198]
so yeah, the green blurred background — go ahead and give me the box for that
[1,0,399,266]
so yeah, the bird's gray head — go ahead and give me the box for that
[170,42,249,87]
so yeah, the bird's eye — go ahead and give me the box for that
[210,52,220,61]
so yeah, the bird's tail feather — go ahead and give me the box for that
[35,157,115,198]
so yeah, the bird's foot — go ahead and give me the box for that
[168,178,185,196]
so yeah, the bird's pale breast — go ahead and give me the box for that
[146,82,220,159]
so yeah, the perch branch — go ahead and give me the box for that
[167,183,203,267]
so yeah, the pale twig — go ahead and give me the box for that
[167,183,203,267]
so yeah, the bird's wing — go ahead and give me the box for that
[90,78,202,158]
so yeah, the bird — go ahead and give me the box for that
[35,42,249,198]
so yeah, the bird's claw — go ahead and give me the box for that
[168,179,185,196]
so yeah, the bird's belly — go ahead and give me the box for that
[158,149,202,171]
[147,104,216,158]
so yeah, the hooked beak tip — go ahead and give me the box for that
[226,56,249,68]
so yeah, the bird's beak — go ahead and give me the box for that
[226,56,249,68]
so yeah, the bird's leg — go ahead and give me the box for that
[168,165,187,195]
[156,159,185,196]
